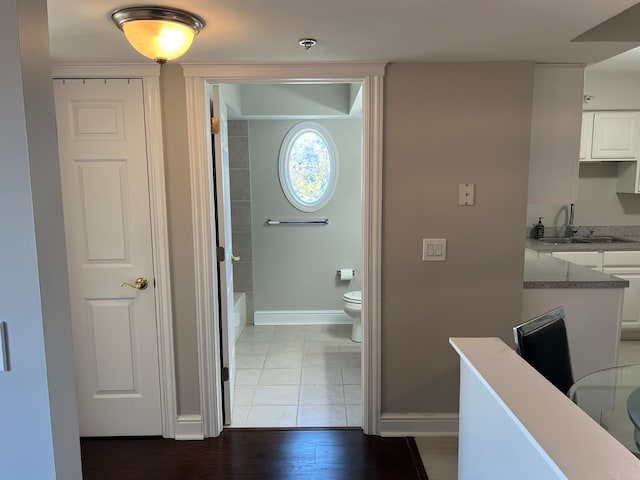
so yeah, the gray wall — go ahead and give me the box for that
[1,0,82,477]
[157,63,534,418]
[527,163,640,229]
[159,65,200,415]
[229,120,255,321]
[249,119,362,312]
[382,63,533,413]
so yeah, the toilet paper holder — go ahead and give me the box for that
[336,269,355,278]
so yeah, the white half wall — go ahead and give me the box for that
[451,337,640,480]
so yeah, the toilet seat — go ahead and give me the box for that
[343,291,361,304]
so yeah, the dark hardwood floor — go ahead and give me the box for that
[81,428,429,480]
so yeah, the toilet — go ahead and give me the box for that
[343,291,362,343]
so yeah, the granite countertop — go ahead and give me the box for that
[525,237,640,253]
[524,225,640,253]
[523,248,629,289]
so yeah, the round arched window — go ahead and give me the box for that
[278,122,338,212]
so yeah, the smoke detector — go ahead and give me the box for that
[299,38,317,50]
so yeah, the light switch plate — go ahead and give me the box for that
[459,183,475,205]
[0,322,9,372]
[423,239,447,261]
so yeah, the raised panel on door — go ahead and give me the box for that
[88,300,138,394]
[54,78,162,436]
[78,162,128,260]
[591,112,640,160]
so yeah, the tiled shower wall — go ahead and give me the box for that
[229,120,254,323]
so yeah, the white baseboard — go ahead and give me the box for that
[379,413,459,437]
[254,310,351,326]
[175,414,204,440]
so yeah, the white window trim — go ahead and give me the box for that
[278,121,339,212]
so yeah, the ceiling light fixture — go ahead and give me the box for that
[111,6,205,65]
[299,38,317,50]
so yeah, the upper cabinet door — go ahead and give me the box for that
[591,111,640,160]
[579,112,594,160]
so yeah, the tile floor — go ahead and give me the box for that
[416,436,458,480]
[414,340,640,480]
[616,340,640,366]
[230,324,362,428]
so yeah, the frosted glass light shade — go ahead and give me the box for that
[122,20,195,63]
[111,6,205,64]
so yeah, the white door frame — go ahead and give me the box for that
[51,64,177,438]
[182,63,386,437]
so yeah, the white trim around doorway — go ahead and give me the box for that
[51,64,178,438]
[182,63,386,437]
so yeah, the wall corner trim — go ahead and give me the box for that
[181,62,387,80]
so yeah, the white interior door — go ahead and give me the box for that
[54,78,162,436]
[211,86,236,425]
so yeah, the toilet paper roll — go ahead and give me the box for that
[338,268,354,281]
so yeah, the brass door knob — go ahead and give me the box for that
[120,277,148,290]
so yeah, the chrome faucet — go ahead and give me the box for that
[567,203,578,237]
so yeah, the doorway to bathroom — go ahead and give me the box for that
[211,82,364,428]
[182,63,384,437]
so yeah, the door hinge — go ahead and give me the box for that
[222,366,229,382]
[217,246,225,262]
[211,117,220,135]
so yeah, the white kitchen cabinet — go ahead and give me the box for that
[551,251,602,270]
[603,251,640,336]
[528,64,584,204]
[580,111,640,162]
[549,249,640,336]
[579,112,594,161]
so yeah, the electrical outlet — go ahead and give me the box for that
[459,183,475,205]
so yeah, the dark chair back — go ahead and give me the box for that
[513,307,574,394]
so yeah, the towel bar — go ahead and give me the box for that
[266,218,329,225]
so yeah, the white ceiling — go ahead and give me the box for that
[47,0,640,68]
[588,46,640,72]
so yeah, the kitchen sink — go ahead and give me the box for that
[581,236,636,243]
[539,237,591,244]
[539,236,636,245]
